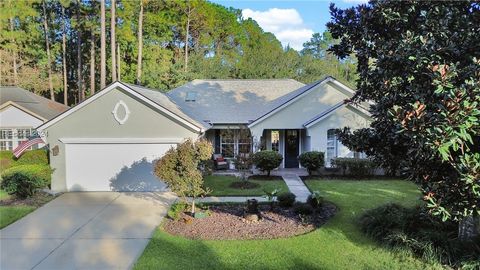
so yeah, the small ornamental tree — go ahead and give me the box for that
[328,0,480,239]
[154,139,213,215]
[252,150,283,176]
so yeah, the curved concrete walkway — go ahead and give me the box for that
[0,192,176,270]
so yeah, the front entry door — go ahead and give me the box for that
[284,130,299,168]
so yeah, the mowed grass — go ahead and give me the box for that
[204,175,288,196]
[0,206,35,229]
[135,180,441,270]
[0,189,35,229]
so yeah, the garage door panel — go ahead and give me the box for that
[65,143,173,191]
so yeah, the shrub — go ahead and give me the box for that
[298,151,324,175]
[16,149,49,166]
[167,202,188,220]
[293,203,314,215]
[252,150,282,176]
[331,157,376,176]
[306,191,324,208]
[360,203,480,267]
[277,192,296,207]
[0,151,14,171]
[0,149,49,172]
[1,165,52,198]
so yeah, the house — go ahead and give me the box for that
[37,77,371,192]
[0,86,69,151]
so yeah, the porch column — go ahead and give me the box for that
[249,125,264,152]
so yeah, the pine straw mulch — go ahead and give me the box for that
[0,191,56,207]
[163,203,337,240]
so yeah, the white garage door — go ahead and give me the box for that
[65,143,175,191]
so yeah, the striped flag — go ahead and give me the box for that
[13,137,45,158]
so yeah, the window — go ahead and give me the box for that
[237,129,252,155]
[219,129,252,158]
[0,128,36,151]
[326,129,338,167]
[271,130,279,152]
[220,130,235,158]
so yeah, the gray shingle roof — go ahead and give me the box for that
[0,86,69,120]
[167,79,306,124]
[122,82,210,129]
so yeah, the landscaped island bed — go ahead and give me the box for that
[135,180,436,270]
[163,203,336,240]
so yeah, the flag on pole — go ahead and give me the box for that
[13,137,45,158]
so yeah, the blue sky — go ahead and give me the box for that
[211,0,367,50]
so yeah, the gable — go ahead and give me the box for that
[248,79,353,130]
[41,86,201,141]
[0,103,44,127]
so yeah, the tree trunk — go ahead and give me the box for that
[9,18,18,85]
[458,215,479,241]
[100,0,106,89]
[42,0,54,100]
[136,0,143,84]
[62,5,68,105]
[90,31,95,95]
[117,43,121,81]
[76,0,83,101]
[110,0,116,81]
[184,14,190,73]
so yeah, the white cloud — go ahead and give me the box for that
[242,8,314,51]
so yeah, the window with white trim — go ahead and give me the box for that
[0,127,37,151]
[220,130,235,158]
[326,129,338,167]
[220,129,252,158]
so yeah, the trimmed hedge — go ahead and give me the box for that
[0,149,49,172]
[1,165,52,198]
[298,151,325,175]
[331,157,376,176]
[252,150,283,176]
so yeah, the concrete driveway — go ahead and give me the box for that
[0,192,176,270]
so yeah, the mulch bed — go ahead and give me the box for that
[248,175,283,181]
[0,191,56,207]
[163,203,337,240]
[229,181,261,189]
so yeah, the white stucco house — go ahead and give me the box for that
[0,86,69,151]
[36,77,371,192]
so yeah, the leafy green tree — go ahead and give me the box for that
[328,0,480,239]
[154,139,213,215]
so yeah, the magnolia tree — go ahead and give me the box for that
[154,139,213,215]
[327,0,480,239]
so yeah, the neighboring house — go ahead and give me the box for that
[37,77,371,192]
[0,86,69,151]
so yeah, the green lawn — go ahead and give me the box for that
[204,175,289,196]
[0,206,35,229]
[0,189,35,229]
[135,180,441,270]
